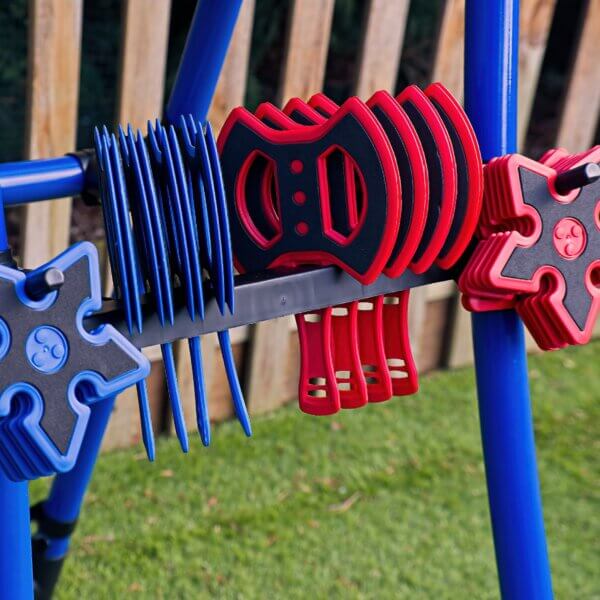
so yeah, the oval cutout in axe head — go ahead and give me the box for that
[281,98,362,239]
[255,100,361,243]
[308,92,430,277]
[276,101,368,410]
[218,97,401,284]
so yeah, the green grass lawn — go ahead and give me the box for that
[32,341,599,599]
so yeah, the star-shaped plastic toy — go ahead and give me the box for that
[459,147,599,350]
[0,242,149,481]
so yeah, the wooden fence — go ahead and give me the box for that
[14,0,600,450]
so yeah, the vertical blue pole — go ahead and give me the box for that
[465,2,554,599]
[0,163,32,598]
[29,396,115,598]
[27,397,114,598]
[41,396,116,546]
[0,473,34,599]
[0,193,9,252]
[166,0,244,123]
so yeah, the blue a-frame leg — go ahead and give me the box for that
[0,473,34,599]
[466,0,554,597]
[0,178,34,599]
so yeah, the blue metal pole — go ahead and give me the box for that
[0,134,33,600]
[0,156,86,206]
[0,472,34,599]
[166,0,244,123]
[0,1,245,208]
[28,396,115,598]
[42,396,115,545]
[465,1,554,599]
[0,192,9,251]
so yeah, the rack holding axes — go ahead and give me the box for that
[0,1,598,599]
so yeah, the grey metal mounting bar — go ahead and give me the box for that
[88,265,458,349]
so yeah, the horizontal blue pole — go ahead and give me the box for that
[166,0,244,123]
[0,155,86,206]
[0,472,34,599]
[465,1,554,598]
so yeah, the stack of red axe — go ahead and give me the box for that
[218,83,483,414]
[218,82,600,414]
[459,146,599,350]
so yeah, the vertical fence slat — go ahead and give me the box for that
[117,0,172,129]
[104,0,172,296]
[21,0,83,268]
[245,316,296,414]
[174,1,256,426]
[556,0,600,152]
[353,0,441,371]
[355,0,410,98]
[245,0,335,414]
[278,0,336,104]
[517,0,557,147]
[175,334,223,434]
[103,0,172,450]
[446,299,472,368]
[447,0,568,367]
[209,0,256,133]
[431,0,465,99]
[402,0,464,369]
[102,362,166,452]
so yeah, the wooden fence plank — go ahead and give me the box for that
[245,320,296,415]
[355,0,410,98]
[104,0,172,448]
[21,0,83,268]
[174,333,221,435]
[117,0,172,129]
[431,0,465,99]
[278,0,335,104]
[209,0,256,133]
[173,2,256,428]
[431,0,467,369]
[518,0,557,147]
[353,0,434,371]
[427,280,457,302]
[524,0,596,351]
[450,0,600,366]
[245,0,335,414]
[105,0,172,295]
[102,361,165,452]
[402,0,464,369]
[407,289,427,369]
[556,0,600,152]
[447,301,473,368]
